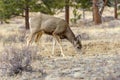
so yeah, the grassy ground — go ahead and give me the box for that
[0,9,120,80]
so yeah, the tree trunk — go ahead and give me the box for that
[93,0,102,24]
[65,0,69,25]
[114,0,118,19]
[25,1,29,30]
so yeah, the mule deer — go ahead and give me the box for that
[27,13,82,56]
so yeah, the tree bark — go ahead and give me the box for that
[93,0,102,24]
[25,1,30,30]
[65,0,69,25]
[114,0,118,19]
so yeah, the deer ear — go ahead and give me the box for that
[76,35,81,40]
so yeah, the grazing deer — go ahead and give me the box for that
[27,13,82,57]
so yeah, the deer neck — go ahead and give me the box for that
[65,27,76,45]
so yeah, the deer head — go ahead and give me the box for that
[73,35,82,51]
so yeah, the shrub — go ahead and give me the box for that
[0,45,40,76]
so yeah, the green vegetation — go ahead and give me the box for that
[0,0,119,24]
[0,0,65,22]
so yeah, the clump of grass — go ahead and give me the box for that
[4,34,18,43]
[104,73,120,80]
[0,45,41,76]
[3,31,26,45]
[17,33,26,43]
[45,36,53,42]
[81,33,90,40]
[17,29,27,43]
[0,34,4,41]
[108,20,120,28]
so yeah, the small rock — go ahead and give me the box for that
[73,72,84,79]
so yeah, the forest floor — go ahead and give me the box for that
[0,8,120,80]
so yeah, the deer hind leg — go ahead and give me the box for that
[34,31,43,45]
[27,31,43,46]
[52,33,65,57]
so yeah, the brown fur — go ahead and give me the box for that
[27,13,82,56]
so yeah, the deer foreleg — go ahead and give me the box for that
[52,38,55,55]
[53,34,65,57]
[58,41,65,57]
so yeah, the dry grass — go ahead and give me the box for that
[0,44,45,78]
[0,20,120,79]
[0,9,120,80]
